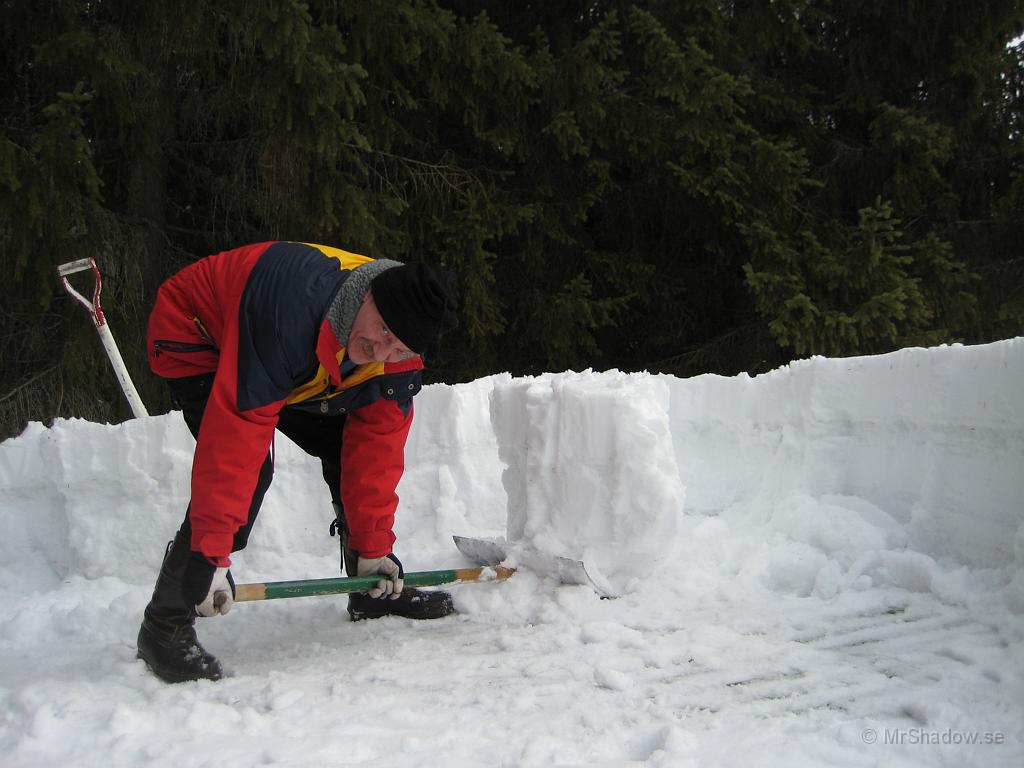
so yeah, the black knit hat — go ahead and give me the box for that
[370,262,458,355]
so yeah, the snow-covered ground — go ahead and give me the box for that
[1,339,1022,767]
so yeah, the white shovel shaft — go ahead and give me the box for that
[96,322,149,418]
[58,258,149,419]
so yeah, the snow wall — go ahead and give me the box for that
[665,339,1024,572]
[1,339,1021,602]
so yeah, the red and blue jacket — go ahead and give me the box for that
[147,241,423,565]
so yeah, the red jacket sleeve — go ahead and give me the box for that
[189,382,283,566]
[340,396,414,557]
[188,319,286,566]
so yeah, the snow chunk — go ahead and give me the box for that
[491,370,685,594]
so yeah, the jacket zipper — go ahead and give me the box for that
[153,340,217,353]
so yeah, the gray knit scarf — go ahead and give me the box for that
[326,258,402,347]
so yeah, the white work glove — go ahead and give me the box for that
[182,552,236,617]
[195,568,235,617]
[357,553,405,599]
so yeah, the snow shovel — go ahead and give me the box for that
[234,565,515,602]
[453,535,616,597]
[58,257,149,419]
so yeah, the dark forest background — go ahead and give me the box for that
[2,0,1022,440]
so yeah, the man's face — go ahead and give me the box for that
[346,291,418,364]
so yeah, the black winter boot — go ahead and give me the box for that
[331,504,455,621]
[347,585,456,621]
[137,530,224,683]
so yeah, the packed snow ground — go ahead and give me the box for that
[1,339,1023,767]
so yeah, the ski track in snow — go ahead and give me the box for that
[2,339,1023,767]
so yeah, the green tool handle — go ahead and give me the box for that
[234,565,514,602]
